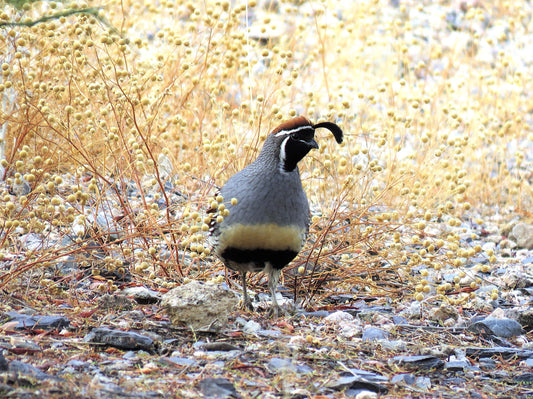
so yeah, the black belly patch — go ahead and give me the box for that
[221,247,298,269]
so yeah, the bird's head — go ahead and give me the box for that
[263,116,344,173]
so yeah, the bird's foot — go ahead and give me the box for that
[266,304,290,318]
[241,298,254,312]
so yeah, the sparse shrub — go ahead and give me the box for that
[0,0,530,309]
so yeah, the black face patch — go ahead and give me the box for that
[280,134,319,172]
[222,247,299,270]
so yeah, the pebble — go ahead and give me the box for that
[242,320,261,334]
[121,286,161,304]
[196,377,239,398]
[165,357,198,367]
[97,294,135,310]
[444,360,470,371]
[465,346,533,360]
[267,357,298,373]
[324,310,354,323]
[327,373,388,394]
[84,327,155,351]
[468,317,525,338]
[390,355,445,370]
[361,326,389,342]
[4,312,70,331]
[509,222,533,249]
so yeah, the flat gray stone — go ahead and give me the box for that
[362,326,389,342]
[84,327,155,351]
[469,318,525,338]
[391,355,444,370]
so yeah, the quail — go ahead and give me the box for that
[210,116,343,315]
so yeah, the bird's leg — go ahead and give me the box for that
[267,266,282,318]
[240,271,253,311]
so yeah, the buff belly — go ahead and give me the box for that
[216,223,305,272]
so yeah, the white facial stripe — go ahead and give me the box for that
[279,136,290,173]
[274,125,314,137]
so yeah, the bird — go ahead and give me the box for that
[209,116,343,316]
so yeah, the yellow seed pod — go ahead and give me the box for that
[231,197,238,205]
[298,266,305,274]
[216,195,224,203]
[415,293,424,301]
[201,223,210,232]
[222,209,230,217]
[218,204,225,212]
[210,201,218,210]
[216,215,224,223]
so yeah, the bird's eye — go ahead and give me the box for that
[292,130,314,142]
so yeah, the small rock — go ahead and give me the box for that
[242,320,261,334]
[517,309,533,331]
[121,286,161,304]
[98,294,135,310]
[485,234,503,244]
[197,377,240,398]
[327,374,388,394]
[415,376,432,390]
[428,305,459,322]
[166,357,198,367]
[10,177,31,196]
[390,355,444,370]
[18,233,52,252]
[391,373,416,385]
[392,316,408,325]
[324,310,354,323]
[8,360,64,382]
[267,358,298,373]
[362,326,389,342]
[352,391,378,399]
[465,346,533,360]
[380,340,407,351]
[500,271,533,289]
[0,352,8,371]
[444,360,470,371]
[468,317,525,338]
[500,239,517,250]
[8,337,41,354]
[84,327,155,351]
[203,342,240,351]
[4,312,70,331]
[399,302,422,319]
[509,222,533,249]
[161,281,238,330]
[478,358,497,370]
[514,373,533,383]
[481,242,496,253]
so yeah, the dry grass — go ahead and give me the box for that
[0,0,532,308]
